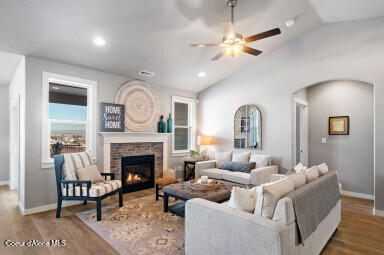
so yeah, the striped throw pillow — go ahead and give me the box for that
[62,151,93,180]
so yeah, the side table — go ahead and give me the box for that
[184,160,198,181]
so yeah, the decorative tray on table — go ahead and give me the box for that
[188,179,221,191]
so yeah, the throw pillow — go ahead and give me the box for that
[75,164,104,183]
[249,153,271,167]
[220,161,255,173]
[286,171,307,189]
[215,152,232,168]
[228,187,257,213]
[293,162,307,173]
[254,178,295,218]
[305,166,319,182]
[318,162,329,176]
[232,152,251,162]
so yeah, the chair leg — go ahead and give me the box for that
[156,183,159,200]
[56,199,62,218]
[96,200,101,221]
[83,201,87,205]
[119,190,123,207]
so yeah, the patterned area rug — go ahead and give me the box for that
[76,195,185,255]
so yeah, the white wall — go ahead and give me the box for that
[197,18,384,210]
[0,86,9,183]
[23,56,196,210]
[307,80,374,196]
[8,57,25,208]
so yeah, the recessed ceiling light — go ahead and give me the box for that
[51,86,60,90]
[93,37,106,46]
[197,72,206,77]
[285,19,295,28]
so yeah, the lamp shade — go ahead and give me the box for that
[198,136,213,146]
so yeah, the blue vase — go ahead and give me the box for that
[167,113,172,133]
[158,115,166,133]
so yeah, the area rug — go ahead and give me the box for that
[76,195,185,255]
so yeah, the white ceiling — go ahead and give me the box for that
[309,0,384,23]
[0,0,382,92]
[0,52,22,86]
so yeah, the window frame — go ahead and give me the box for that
[41,72,97,168]
[171,95,196,156]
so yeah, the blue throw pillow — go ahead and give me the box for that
[220,161,255,173]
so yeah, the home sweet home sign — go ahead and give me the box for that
[100,103,125,132]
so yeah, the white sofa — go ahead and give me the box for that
[185,171,341,255]
[195,152,278,186]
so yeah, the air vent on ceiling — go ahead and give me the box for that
[138,70,155,78]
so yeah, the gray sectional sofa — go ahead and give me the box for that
[185,169,341,255]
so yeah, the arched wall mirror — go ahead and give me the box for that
[234,104,262,149]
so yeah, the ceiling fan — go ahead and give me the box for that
[190,0,281,61]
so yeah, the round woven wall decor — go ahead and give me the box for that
[115,80,160,132]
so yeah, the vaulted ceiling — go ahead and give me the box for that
[0,0,383,92]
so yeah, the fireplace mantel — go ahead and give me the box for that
[99,132,171,173]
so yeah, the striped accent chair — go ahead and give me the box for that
[54,152,123,221]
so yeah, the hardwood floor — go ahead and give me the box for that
[0,185,383,255]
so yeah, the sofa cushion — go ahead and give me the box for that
[200,168,230,179]
[223,171,252,185]
[220,161,255,173]
[75,164,104,184]
[228,186,257,213]
[249,153,271,167]
[318,162,329,176]
[254,178,295,218]
[306,166,320,182]
[215,152,232,168]
[62,180,121,197]
[286,171,307,189]
[232,152,251,162]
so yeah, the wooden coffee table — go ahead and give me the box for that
[162,181,235,217]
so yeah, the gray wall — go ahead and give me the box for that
[308,80,374,195]
[197,18,384,210]
[0,86,9,182]
[24,56,196,209]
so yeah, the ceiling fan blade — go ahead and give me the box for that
[242,46,262,56]
[211,51,224,61]
[190,43,221,48]
[222,21,234,36]
[244,28,281,43]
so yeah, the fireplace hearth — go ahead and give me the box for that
[121,155,155,193]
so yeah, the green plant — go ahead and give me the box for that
[189,149,200,156]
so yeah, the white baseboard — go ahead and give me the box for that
[341,190,374,200]
[0,180,9,186]
[373,208,384,217]
[19,200,83,215]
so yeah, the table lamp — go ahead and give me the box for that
[197,135,213,160]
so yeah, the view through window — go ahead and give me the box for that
[49,83,88,157]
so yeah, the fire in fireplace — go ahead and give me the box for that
[121,155,154,193]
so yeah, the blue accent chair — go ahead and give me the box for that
[54,154,123,221]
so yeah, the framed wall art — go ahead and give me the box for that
[329,116,349,135]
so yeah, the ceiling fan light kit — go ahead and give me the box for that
[190,0,281,60]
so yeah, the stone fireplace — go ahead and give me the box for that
[99,132,171,192]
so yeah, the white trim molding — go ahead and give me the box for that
[341,190,374,200]
[18,200,82,215]
[41,72,97,168]
[99,132,171,173]
[373,208,384,217]
[0,180,9,186]
[171,95,196,155]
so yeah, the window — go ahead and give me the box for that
[172,96,196,155]
[41,72,97,168]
